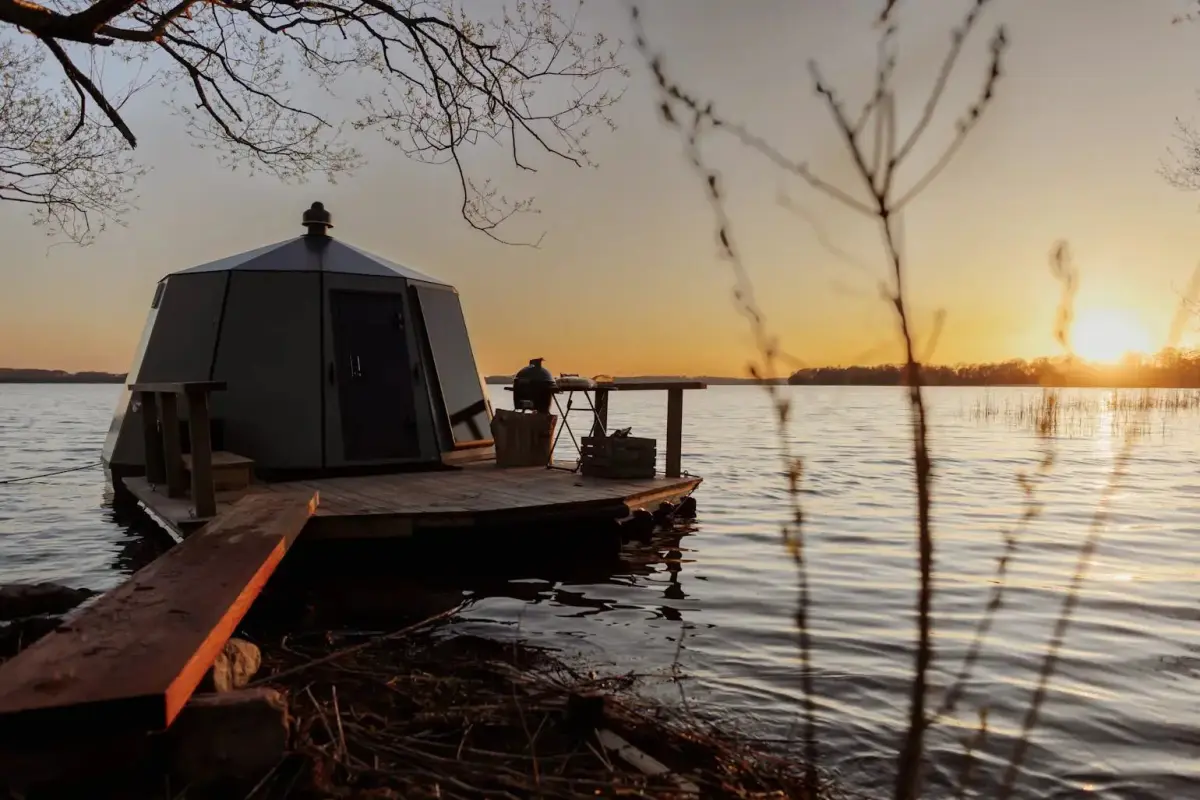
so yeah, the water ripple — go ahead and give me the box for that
[1,384,1196,798]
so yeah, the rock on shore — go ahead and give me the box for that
[0,583,95,621]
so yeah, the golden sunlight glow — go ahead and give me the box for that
[1071,307,1154,363]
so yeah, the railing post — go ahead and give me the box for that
[665,387,683,478]
[158,392,186,499]
[138,391,166,485]
[185,387,216,519]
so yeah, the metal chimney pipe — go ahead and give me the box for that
[302,201,333,236]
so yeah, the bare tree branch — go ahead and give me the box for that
[0,39,139,243]
[0,0,625,243]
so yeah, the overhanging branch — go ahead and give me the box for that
[1,0,624,243]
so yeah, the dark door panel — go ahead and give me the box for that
[329,290,419,461]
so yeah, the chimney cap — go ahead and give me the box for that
[302,201,332,236]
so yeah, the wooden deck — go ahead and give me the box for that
[124,462,702,541]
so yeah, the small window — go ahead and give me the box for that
[150,281,166,309]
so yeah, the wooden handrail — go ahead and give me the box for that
[184,385,217,519]
[594,381,707,391]
[133,381,227,521]
[588,382,706,478]
[128,381,227,394]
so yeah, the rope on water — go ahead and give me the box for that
[0,461,103,485]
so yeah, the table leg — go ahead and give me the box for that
[592,389,609,438]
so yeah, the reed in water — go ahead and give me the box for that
[968,388,1200,438]
[636,0,1194,796]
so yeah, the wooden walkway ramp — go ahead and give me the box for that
[0,491,317,741]
[125,462,702,541]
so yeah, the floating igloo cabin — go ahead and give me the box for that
[103,203,494,483]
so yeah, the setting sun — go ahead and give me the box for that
[1071,307,1155,363]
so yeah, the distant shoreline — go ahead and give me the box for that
[0,369,125,384]
[485,377,1200,389]
[483,376,787,386]
[9,365,1200,389]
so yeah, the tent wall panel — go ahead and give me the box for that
[102,298,159,466]
[412,284,492,447]
[102,272,227,467]
[210,271,322,469]
[137,272,229,381]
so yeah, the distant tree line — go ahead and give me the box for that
[789,349,1200,388]
[0,369,124,383]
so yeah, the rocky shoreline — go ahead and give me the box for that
[0,583,97,660]
[0,581,830,800]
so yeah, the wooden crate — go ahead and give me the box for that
[491,409,557,468]
[581,435,657,479]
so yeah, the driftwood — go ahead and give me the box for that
[0,610,834,799]
[246,628,834,800]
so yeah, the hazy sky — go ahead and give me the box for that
[5,0,1200,377]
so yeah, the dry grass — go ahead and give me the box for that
[244,627,837,800]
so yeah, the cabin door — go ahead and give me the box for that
[329,290,419,461]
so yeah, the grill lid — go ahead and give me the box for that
[514,358,555,388]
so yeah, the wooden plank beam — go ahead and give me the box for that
[665,388,684,478]
[596,381,707,392]
[0,491,318,743]
[442,444,496,467]
[159,392,186,499]
[127,381,227,395]
[186,387,216,519]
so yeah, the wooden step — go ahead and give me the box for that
[0,490,318,742]
[182,451,255,492]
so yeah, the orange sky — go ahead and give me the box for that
[5,0,1200,377]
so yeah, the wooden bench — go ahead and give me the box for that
[0,491,318,742]
[182,451,255,492]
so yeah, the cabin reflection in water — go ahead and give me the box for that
[250,519,701,632]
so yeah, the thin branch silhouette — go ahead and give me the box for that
[633,8,819,792]
[636,1,1008,797]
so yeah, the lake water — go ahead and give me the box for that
[0,383,1196,799]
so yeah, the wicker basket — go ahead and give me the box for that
[581,435,656,479]
[491,409,557,467]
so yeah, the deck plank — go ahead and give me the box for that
[123,477,243,536]
[127,463,700,541]
[293,466,698,519]
[0,491,317,741]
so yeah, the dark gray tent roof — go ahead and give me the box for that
[170,236,450,287]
